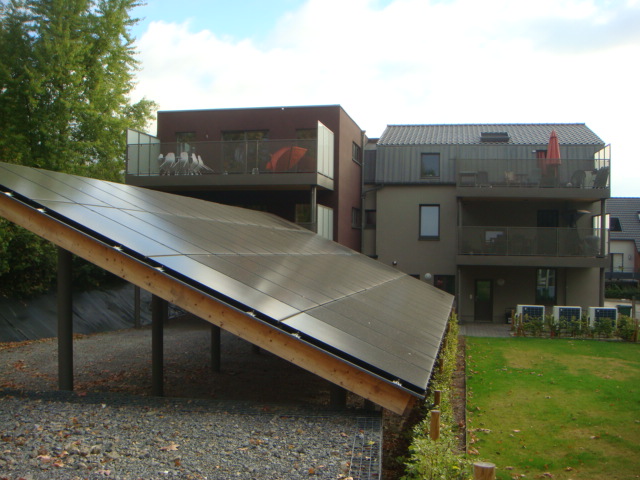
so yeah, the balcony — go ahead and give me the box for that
[456,150,610,199]
[458,226,609,268]
[125,136,334,191]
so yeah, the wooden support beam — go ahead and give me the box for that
[0,193,418,415]
[57,247,73,391]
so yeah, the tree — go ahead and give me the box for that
[0,0,157,297]
[0,0,156,180]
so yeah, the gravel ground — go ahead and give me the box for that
[0,316,382,480]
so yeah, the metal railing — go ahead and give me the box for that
[459,226,608,257]
[126,139,322,177]
[456,157,610,189]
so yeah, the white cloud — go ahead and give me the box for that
[132,0,640,196]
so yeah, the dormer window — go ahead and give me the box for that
[480,132,510,143]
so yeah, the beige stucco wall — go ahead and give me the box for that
[373,185,458,278]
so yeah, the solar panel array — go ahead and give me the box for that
[0,162,453,396]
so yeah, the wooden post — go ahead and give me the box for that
[473,461,496,480]
[430,410,440,441]
[434,389,441,407]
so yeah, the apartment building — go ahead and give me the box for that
[363,124,611,323]
[606,197,640,282]
[126,105,365,251]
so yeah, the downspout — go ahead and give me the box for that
[599,198,607,306]
[311,186,317,234]
[360,130,366,253]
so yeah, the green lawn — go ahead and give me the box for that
[466,337,640,480]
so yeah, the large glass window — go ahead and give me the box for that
[420,153,440,178]
[176,132,195,155]
[221,130,269,172]
[535,268,557,305]
[296,128,317,140]
[419,205,440,239]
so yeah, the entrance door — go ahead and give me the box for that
[474,279,493,322]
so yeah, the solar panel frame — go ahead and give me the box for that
[0,162,454,403]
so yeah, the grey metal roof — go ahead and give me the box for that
[378,123,605,146]
[607,197,640,252]
[0,162,453,399]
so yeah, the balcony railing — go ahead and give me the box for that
[126,138,332,179]
[456,155,610,190]
[459,226,608,257]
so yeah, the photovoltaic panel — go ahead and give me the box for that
[0,162,453,398]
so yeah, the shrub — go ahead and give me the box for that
[592,317,614,338]
[402,316,472,479]
[0,221,57,298]
[616,315,638,341]
[605,282,640,299]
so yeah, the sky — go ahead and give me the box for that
[129,0,640,197]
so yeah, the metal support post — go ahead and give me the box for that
[330,384,347,408]
[134,285,141,328]
[211,324,221,373]
[57,247,74,391]
[151,295,167,396]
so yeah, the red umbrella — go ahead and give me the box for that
[541,130,562,185]
[545,130,561,174]
[266,146,307,172]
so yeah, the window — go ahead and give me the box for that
[535,268,557,305]
[433,275,455,295]
[352,142,362,165]
[610,217,622,232]
[221,130,269,172]
[352,207,361,229]
[480,132,510,143]
[419,205,440,239]
[221,130,269,141]
[296,128,317,140]
[611,253,624,273]
[295,204,311,224]
[176,132,195,155]
[420,153,440,178]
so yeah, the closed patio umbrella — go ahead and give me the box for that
[545,130,561,181]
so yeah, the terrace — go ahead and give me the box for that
[455,147,610,198]
[126,130,335,191]
[458,226,609,267]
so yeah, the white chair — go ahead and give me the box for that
[175,152,189,175]
[197,155,214,173]
[160,152,175,175]
[189,154,201,175]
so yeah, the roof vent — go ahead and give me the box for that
[480,132,510,143]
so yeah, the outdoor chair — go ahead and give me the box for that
[570,169,586,188]
[159,152,175,175]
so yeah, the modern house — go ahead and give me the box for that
[606,198,640,282]
[126,105,365,252]
[363,123,611,323]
